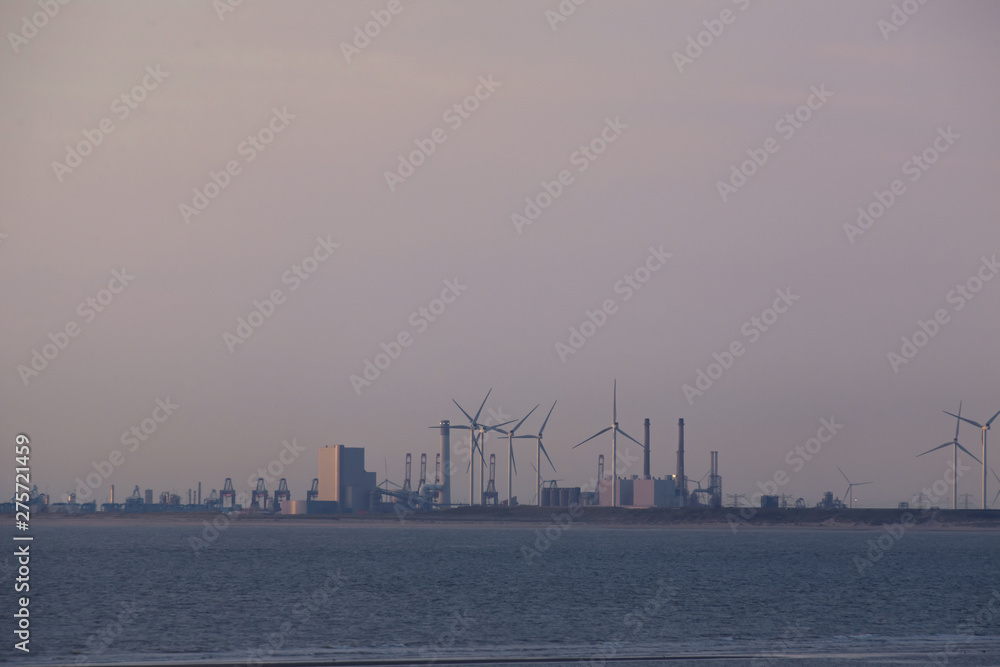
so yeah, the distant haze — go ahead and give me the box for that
[2,1,999,509]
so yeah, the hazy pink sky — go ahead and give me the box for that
[3,0,999,508]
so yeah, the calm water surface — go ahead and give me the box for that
[3,523,999,666]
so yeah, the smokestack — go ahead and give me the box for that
[198,482,201,506]
[110,484,114,504]
[677,418,686,507]
[643,418,650,479]
[440,420,451,507]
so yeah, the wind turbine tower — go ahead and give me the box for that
[945,404,1000,510]
[573,380,642,507]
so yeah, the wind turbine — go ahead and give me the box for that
[917,401,981,509]
[493,404,538,506]
[435,389,492,506]
[944,404,1000,510]
[837,467,871,509]
[514,401,558,507]
[573,380,643,507]
[991,468,1000,508]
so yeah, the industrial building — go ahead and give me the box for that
[317,444,377,512]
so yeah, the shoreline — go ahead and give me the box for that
[16,506,1000,530]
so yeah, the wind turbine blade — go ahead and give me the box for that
[613,379,617,423]
[539,441,557,473]
[618,428,644,448]
[511,451,517,477]
[539,401,557,436]
[511,404,539,434]
[917,442,953,457]
[574,427,612,449]
[956,400,963,440]
[485,420,516,434]
[986,408,1000,428]
[837,466,851,485]
[992,467,1000,484]
[955,442,982,465]
[474,389,492,423]
[854,481,873,486]
[453,399,475,424]
[944,411,982,429]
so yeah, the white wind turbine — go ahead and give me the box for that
[493,404,538,506]
[917,401,980,509]
[514,401,558,507]
[573,381,643,508]
[837,466,871,509]
[944,403,1000,510]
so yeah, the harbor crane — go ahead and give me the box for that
[220,478,236,508]
[484,454,499,505]
[307,478,319,501]
[274,478,291,511]
[251,479,268,510]
[402,453,412,494]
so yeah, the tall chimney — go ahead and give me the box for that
[677,418,686,507]
[110,484,114,504]
[198,482,202,506]
[643,418,651,479]
[440,420,451,507]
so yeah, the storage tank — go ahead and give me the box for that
[541,487,552,507]
[559,488,571,507]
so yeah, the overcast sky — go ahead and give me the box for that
[3,0,999,509]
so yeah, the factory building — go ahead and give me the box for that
[317,444,376,512]
[597,476,679,507]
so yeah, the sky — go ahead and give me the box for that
[2,0,999,510]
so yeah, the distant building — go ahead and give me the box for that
[317,445,376,512]
[598,476,679,507]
